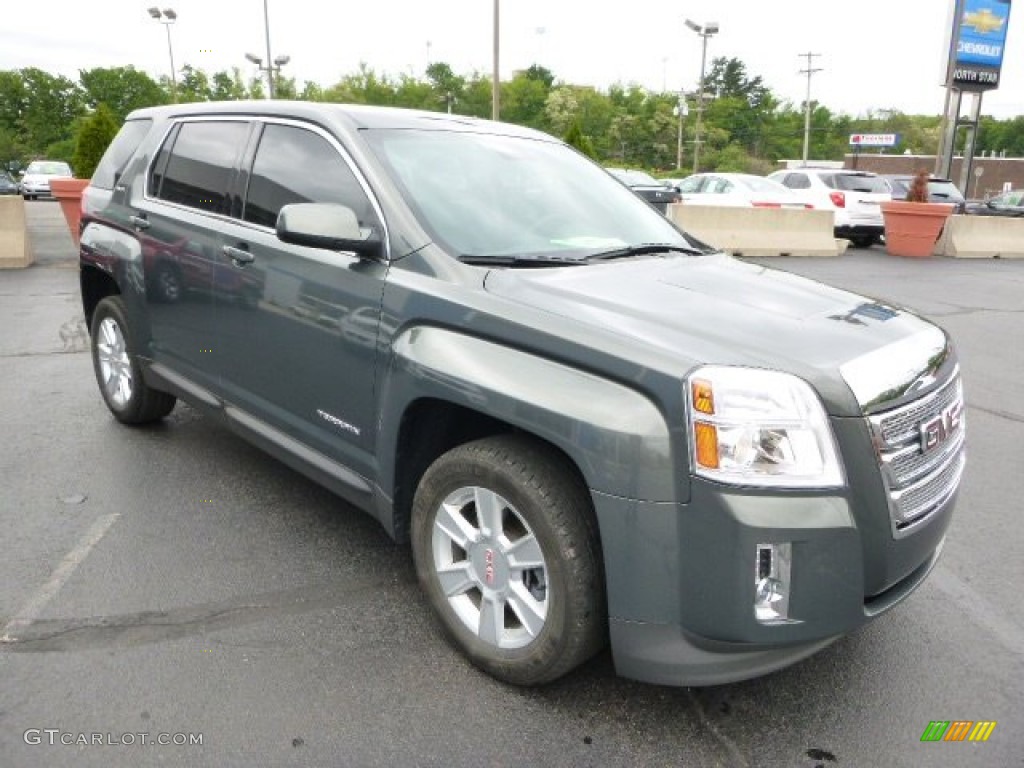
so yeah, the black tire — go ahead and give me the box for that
[851,236,875,249]
[90,296,176,424]
[411,434,605,686]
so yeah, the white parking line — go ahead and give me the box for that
[1,513,119,643]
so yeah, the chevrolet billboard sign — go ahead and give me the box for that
[945,0,1013,90]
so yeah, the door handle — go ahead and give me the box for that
[129,215,150,230]
[222,245,254,265]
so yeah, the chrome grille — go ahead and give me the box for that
[867,370,965,539]
[876,376,961,445]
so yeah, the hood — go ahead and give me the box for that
[484,253,948,416]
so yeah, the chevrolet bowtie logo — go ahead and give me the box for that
[962,8,1005,35]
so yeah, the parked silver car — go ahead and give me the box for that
[19,160,73,200]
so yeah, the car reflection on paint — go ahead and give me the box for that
[143,235,264,306]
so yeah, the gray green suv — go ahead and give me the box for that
[79,102,965,687]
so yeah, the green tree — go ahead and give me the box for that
[178,65,213,103]
[502,70,551,129]
[71,103,119,178]
[78,67,166,122]
[563,118,596,159]
[17,68,85,154]
[210,69,247,101]
[426,61,465,111]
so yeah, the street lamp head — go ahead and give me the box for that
[273,55,290,67]
[684,18,702,33]
[162,8,177,20]
[245,53,262,65]
[704,21,719,35]
[147,7,162,19]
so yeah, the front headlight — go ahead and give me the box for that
[686,366,844,488]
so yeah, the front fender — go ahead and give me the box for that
[378,326,679,503]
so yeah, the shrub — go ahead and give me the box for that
[72,104,119,179]
[907,169,930,203]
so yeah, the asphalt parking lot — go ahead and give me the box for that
[1,202,1022,767]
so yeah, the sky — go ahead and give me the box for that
[3,0,1023,119]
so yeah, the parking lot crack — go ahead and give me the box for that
[0,580,406,652]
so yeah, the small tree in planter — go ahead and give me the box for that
[52,104,120,246]
[880,168,955,258]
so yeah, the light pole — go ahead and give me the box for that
[492,0,500,120]
[685,19,718,174]
[247,0,289,99]
[675,93,689,171]
[147,7,178,102]
[245,53,290,99]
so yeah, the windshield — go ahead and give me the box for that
[365,130,693,262]
[25,161,72,176]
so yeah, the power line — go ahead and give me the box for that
[798,52,822,165]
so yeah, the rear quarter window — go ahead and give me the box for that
[92,119,153,189]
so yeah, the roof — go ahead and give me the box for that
[124,100,545,139]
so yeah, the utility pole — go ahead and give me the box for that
[799,52,822,166]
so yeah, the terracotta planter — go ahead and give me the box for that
[49,178,90,247]
[880,200,955,258]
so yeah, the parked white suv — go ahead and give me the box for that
[768,168,891,248]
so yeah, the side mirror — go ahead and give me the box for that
[276,203,383,260]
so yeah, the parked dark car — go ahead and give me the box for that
[882,175,966,213]
[965,188,1024,217]
[0,171,19,195]
[78,102,963,688]
[606,168,680,213]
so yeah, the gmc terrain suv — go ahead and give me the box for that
[79,102,965,687]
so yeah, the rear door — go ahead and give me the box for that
[212,119,388,478]
[135,118,252,392]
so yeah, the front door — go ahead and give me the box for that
[212,121,388,479]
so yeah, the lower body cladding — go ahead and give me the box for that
[594,478,954,686]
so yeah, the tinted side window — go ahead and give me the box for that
[783,173,810,190]
[243,124,373,229]
[92,119,153,189]
[677,177,704,193]
[156,121,248,214]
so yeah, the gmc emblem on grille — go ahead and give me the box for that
[919,401,963,454]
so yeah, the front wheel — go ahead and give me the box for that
[411,435,605,686]
[90,296,176,424]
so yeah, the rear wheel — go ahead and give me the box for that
[90,296,176,424]
[411,435,605,685]
[851,235,875,249]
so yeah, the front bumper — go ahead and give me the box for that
[20,182,52,196]
[593,476,954,686]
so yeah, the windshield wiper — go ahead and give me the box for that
[586,243,708,261]
[459,253,586,267]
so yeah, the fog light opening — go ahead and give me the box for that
[754,543,792,623]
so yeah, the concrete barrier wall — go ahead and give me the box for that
[0,196,32,269]
[935,215,1024,259]
[668,204,841,257]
